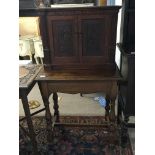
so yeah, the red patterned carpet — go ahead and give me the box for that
[19,116,133,155]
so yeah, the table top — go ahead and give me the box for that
[35,66,122,82]
[19,64,43,88]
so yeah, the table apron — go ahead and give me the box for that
[46,81,115,94]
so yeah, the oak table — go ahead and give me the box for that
[19,64,42,155]
[35,66,122,141]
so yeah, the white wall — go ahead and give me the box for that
[115,0,122,69]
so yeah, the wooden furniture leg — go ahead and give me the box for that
[105,97,110,122]
[20,90,39,155]
[121,115,130,146]
[53,92,60,122]
[38,82,53,142]
[117,94,123,124]
[109,82,118,122]
[106,82,118,123]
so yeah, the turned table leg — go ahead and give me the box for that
[21,90,39,155]
[106,82,118,123]
[105,97,110,122]
[109,82,118,122]
[38,82,53,142]
[53,92,60,122]
[117,94,123,124]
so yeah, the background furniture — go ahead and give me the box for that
[19,36,35,60]
[19,16,44,64]
[117,0,135,145]
[117,44,135,124]
[33,37,44,64]
[19,36,44,64]
[119,0,135,53]
[19,65,44,154]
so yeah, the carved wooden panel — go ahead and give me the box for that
[79,15,108,63]
[47,16,79,64]
[53,21,75,57]
[82,19,105,56]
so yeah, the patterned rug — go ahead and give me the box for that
[19,116,133,155]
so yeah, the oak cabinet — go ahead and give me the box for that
[44,7,121,70]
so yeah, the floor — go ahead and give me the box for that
[19,83,135,154]
[19,84,109,117]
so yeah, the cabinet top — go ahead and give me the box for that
[35,65,122,81]
[19,5,121,11]
[19,5,121,16]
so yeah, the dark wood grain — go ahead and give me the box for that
[35,65,121,81]
[35,67,122,124]
[38,81,53,142]
[20,89,39,155]
[53,92,59,122]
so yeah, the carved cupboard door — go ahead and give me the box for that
[78,15,111,64]
[47,16,79,65]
